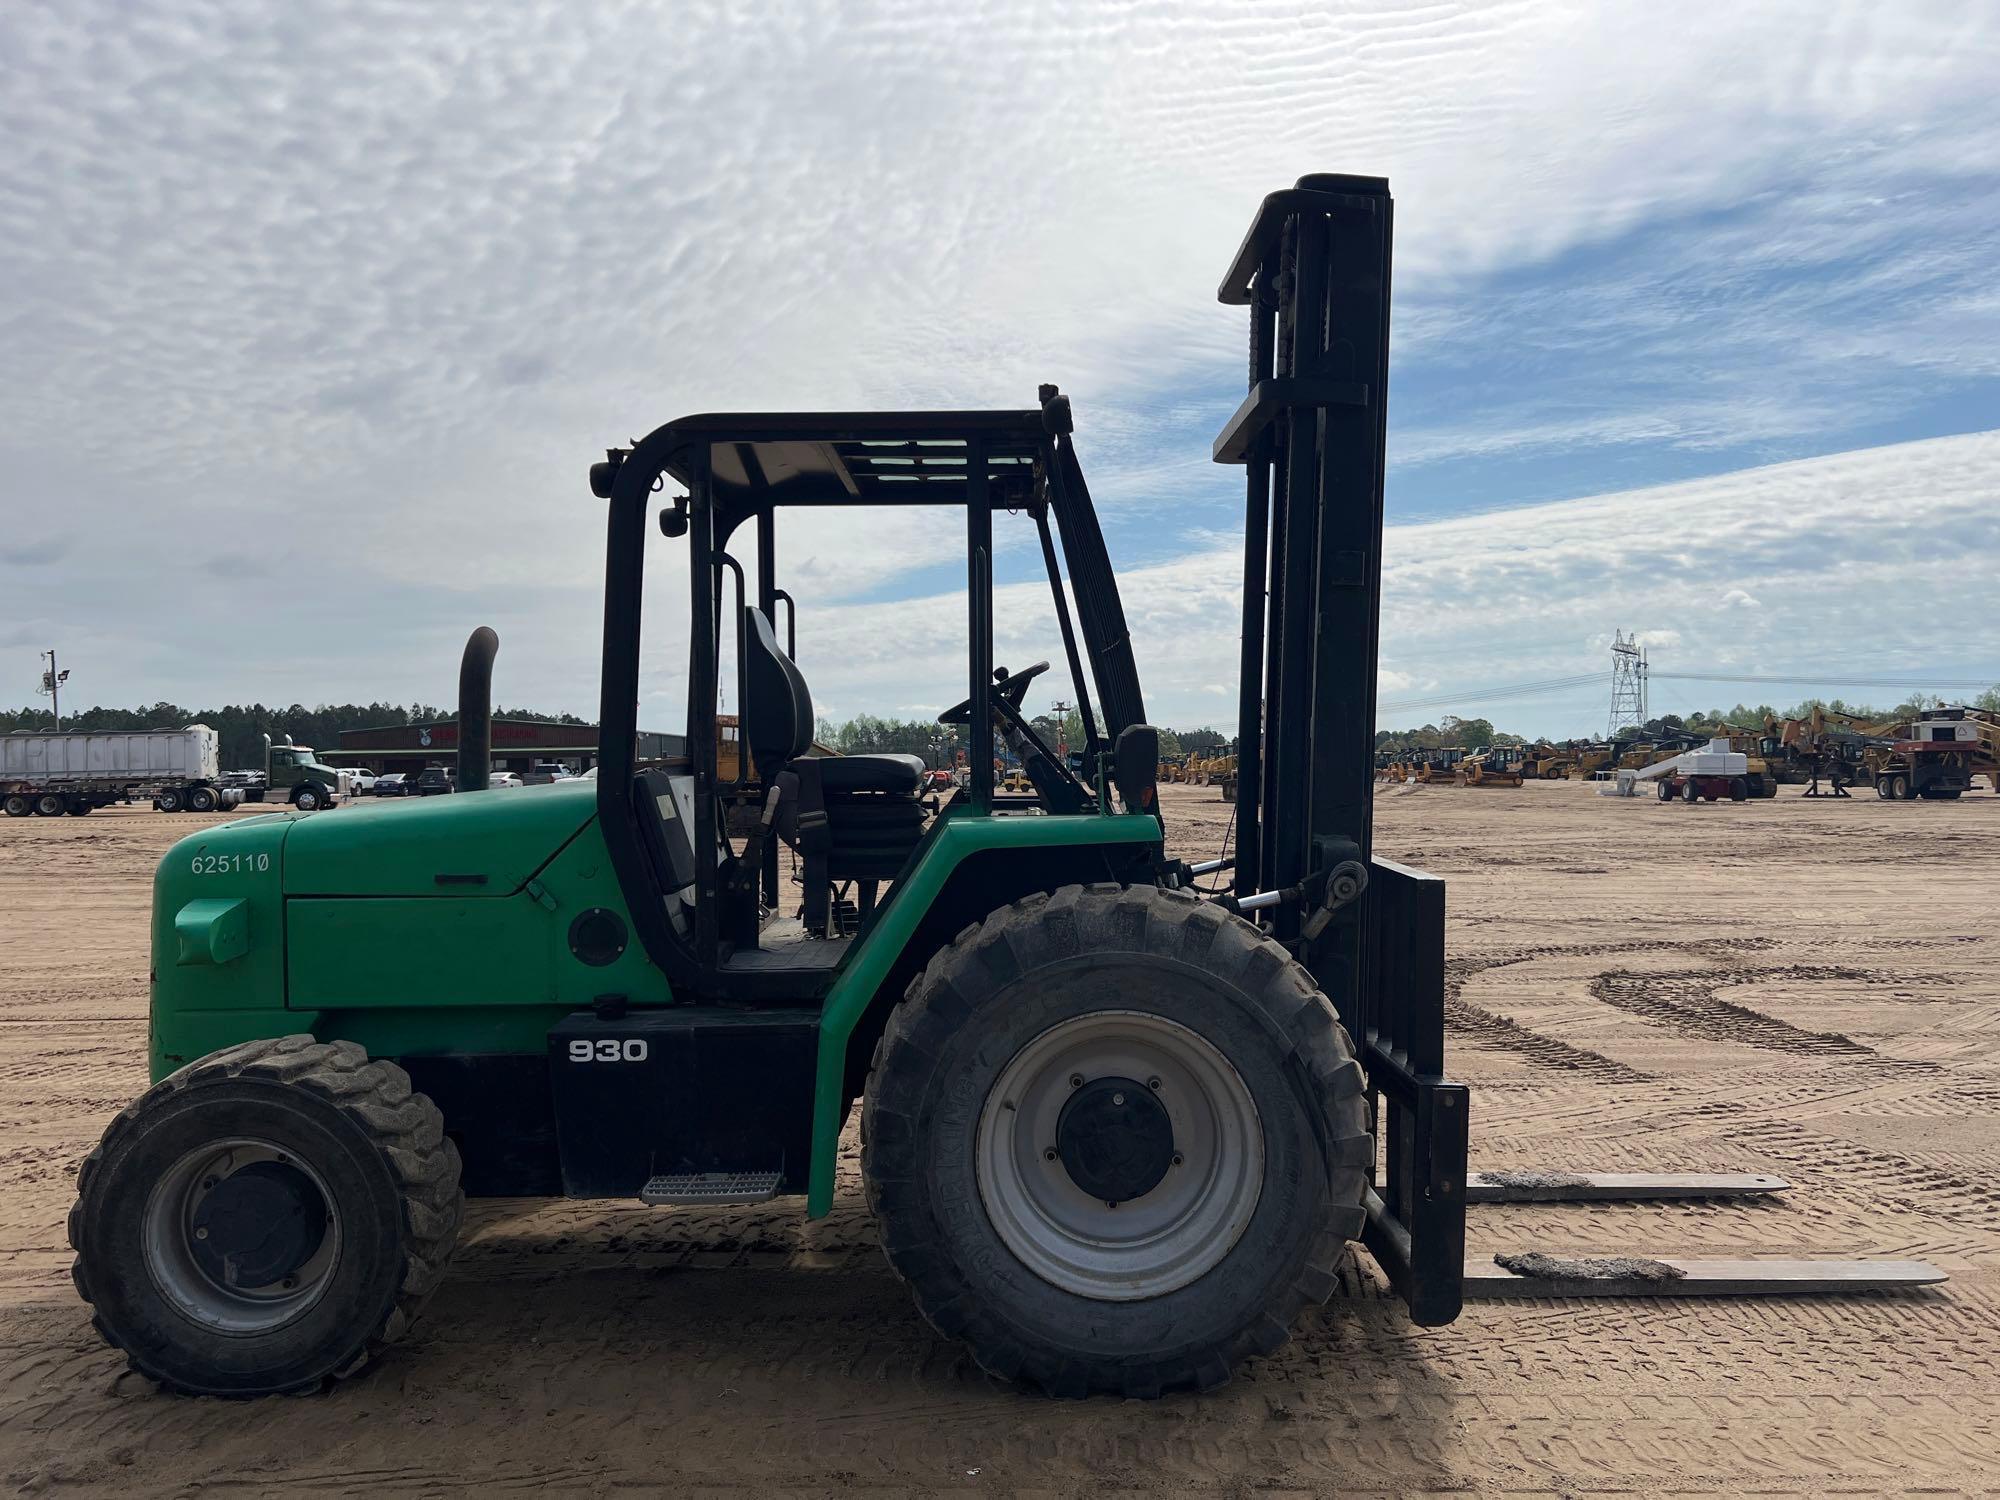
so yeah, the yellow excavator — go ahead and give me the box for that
[1563,744,1615,780]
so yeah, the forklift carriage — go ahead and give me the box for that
[68,176,1468,1398]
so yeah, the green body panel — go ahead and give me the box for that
[148,785,664,1081]
[150,816,293,1075]
[282,779,597,896]
[804,807,1162,1216]
[148,781,1156,1218]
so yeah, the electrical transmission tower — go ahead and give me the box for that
[1607,630,1648,738]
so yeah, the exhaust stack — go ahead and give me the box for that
[458,626,499,792]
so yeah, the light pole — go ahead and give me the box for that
[39,649,70,732]
[1049,699,1073,760]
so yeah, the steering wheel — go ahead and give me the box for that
[936,661,1052,725]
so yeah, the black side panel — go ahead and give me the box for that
[397,1054,562,1198]
[548,1008,819,1197]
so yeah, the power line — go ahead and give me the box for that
[1378,673,1600,713]
[1651,671,1996,690]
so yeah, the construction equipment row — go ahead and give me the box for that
[1375,705,1999,802]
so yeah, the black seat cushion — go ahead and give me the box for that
[794,752,925,796]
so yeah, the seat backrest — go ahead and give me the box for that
[743,606,813,777]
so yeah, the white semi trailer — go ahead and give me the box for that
[1,725,247,817]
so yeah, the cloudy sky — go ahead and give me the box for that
[4,1,1996,739]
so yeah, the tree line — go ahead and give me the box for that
[1,702,588,771]
[813,711,1232,766]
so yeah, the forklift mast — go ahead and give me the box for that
[1214,174,1468,1324]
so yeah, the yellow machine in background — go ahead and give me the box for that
[1457,745,1525,787]
[1412,747,1467,784]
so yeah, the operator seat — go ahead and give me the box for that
[742,607,926,934]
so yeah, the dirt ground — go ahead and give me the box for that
[4,778,1999,1496]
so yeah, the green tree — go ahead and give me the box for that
[1439,715,1494,751]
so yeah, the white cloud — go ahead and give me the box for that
[0,2,1995,726]
[787,430,2000,736]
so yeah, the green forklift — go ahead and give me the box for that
[69,175,1467,1398]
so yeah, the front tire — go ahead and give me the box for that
[862,884,1370,1398]
[69,1036,462,1396]
[293,786,322,812]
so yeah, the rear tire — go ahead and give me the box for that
[188,785,218,813]
[863,884,1370,1398]
[1889,774,1910,801]
[1682,780,1699,803]
[2,794,28,817]
[1729,778,1748,802]
[1656,779,1673,801]
[156,787,183,813]
[69,1036,462,1396]
[35,792,66,816]
[67,800,92,816]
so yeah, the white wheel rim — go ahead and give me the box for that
[143,1137,342,1335]
[975,1010,1263,1301]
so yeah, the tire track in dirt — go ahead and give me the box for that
[1586,964,1889,1059]
[1715,1116,2000,1235]
[1446,937,1780,1082]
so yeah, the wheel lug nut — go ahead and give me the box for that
[194,1227,209,1240]
[1172,1153,1184,1167]
[201,1177,218,1190]
[1068,1074,1083,1088]
[1044,1148,1058,1162]
[1111,1092,1125,1106]
[1147,1077,1161,1090]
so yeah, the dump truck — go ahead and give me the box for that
[2,726,246,816]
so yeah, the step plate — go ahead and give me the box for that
[1466,1170,1790,1203]
[640,1170,782,1207]
[1465,1254,1946,1299]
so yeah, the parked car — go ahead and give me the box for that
[374,773,408,796]
[522,761,573,785]
[344,767,378,795]
[487,771,524,790]
[414,767,455,796]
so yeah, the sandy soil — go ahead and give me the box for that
[3,779,1998,1495]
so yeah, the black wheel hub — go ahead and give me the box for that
[1056,1076,1175,1204]
[190,1160,329,1289]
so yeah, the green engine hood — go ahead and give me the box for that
[282,779,598,897]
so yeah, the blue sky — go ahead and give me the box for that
[2,2,1996,738]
